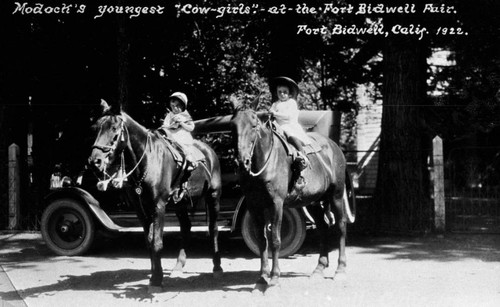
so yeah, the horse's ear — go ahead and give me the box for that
[229,95,241,111]
[249,91,262,110]
[100,99,111,114]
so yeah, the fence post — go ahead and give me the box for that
[8,143,21,230]
[433,136,445,233]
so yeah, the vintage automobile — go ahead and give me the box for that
[41,110,354,258]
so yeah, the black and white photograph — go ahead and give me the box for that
[1,0,499,306]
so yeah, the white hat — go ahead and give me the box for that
[169,92,188,109]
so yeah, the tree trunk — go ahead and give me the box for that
[374,13,432,233]
[269,0,300,81]
[117,14,130,112]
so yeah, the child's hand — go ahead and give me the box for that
[172,115,183,123]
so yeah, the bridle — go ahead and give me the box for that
[92,116,128,156]
[244,114,274,177]
[92,115,150,189]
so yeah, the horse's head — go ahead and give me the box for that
[231,103,264,172]
[89,100,127,177]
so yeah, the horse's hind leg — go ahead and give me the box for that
[207,188,223,277]
[171,199,191,277]
[308,204,331,279]
[333,191,347,278]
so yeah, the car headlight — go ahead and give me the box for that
[61,176,73,187]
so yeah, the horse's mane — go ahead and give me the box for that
[232,107,272,126]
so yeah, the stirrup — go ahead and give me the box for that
[294,152,309,171]
[186,160,197,172]
[173,187,186,203]
[295,176,306,189]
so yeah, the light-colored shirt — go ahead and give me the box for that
[270,98,300,126]
[161,111,194,145]
[270,99,310,144]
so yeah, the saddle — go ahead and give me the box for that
[156,131,205,169]
[269,122,322,157]
[155,130,209,204]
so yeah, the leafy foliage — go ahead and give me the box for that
[427,0,500,139]
[1,0,499,231]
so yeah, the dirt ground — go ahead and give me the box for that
[1,230,500,307]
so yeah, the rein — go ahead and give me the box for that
[248,118,274,177]
[121,133,150,179]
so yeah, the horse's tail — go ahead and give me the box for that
[199,161,212,180]
[343,170,356,223]
[193,140,220,187]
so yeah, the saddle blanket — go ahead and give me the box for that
[188,144,206,162]
[158,132,205,165]
[170,143,205,165]
[302,134,323,155]
[272,124,322,156]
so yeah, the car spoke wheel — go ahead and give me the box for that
[41,199,95,256]
[241,207,306,258]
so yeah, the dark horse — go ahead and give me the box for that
[231,105,355,292]
[89,100,223,290]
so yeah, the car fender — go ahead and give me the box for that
[44,187,125,232]
[230,196,247,232]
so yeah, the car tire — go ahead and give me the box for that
[344,171,356,224]
[241,207,306,258]
[41,198,95,256]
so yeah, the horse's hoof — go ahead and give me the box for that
[213,269,223,279]
[256,276,270,286]
[170,270,184,278]
[252,283,266,295]
[148,285,163,293]
[268,276,280,286]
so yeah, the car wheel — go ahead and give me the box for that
[241,207,306,258]
[41,198,95,256]
[344,171,356,223]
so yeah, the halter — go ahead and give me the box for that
[92,115,150,190]
[92,115,126,153]
[246,117,274,177]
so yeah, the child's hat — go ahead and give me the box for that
[270,76,299,100]
[169,92,188,109]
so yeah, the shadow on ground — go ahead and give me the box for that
[300,231,500,263]
[2,231,500,265]
[0,268,307,303]
[0,231,256,265]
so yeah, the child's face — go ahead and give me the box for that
[169,99,184,114]
[277,85,290,102]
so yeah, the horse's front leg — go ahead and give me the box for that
[147,202,166,290]
[249,206,271,293]
[171,199,191,277]
[207,189,223,278]
[269,202,283,287]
